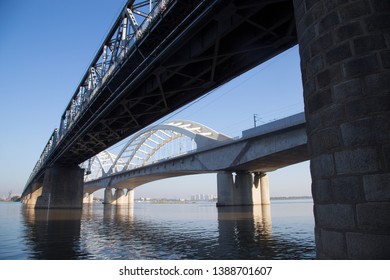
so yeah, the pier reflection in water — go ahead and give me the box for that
[21,207,89,259]
[19,201,315,260]
[216,205,272,259]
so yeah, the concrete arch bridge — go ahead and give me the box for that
[81,119,232,203]
[82,114,308,206]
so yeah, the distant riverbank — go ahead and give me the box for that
[271,196,312,200]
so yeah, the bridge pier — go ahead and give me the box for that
[115,189,127,205]
[216,171,269,207]
[22,182,43,207]
[104,189,113,204]
[260,173,270,205]
[26,166,84,209]
[127,189,134,205]
[294,0,390,258]
[104,188,134,205]
[83,193,94,204]
[216,172,235,206]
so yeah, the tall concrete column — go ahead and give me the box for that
[260,173,270,205]
[88,193,93,204]
[35,165,84,209]
[234,172,253,205]
[235,172,262,205]
[293,0,390,259]
[127,189,134,205]
[114,189,127,205]
[217,172,236,206]
[104,188,113,204]
[217,171,262,206]
[83,193,93,204]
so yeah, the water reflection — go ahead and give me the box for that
[217,204,314,259]
[21,207,90,259]
[216,205,271,258]
[102,204,134,223]
[18,202,315,259]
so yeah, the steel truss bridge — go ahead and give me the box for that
[23,0,297,196]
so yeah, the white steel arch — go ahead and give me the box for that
[83,120,231,182]
[82,150,125,181]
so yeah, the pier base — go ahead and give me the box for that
[217,171,268,206]
[22,182,43,207]
[34,165,84,209]
[104,188,134,205]
[83,193,94,204]
[115,189,127,205]
[294,0,390,259]
[104,188,113,204]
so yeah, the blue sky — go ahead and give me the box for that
[0,0,311,199]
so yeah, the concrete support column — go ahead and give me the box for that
[114,189,127,205]
[127,189,134,205]
[88,193,93,204]
[235,172,261,205]
[83,193,89,204]
[217,171,262,206]
[34,165,84,209]
[104,188,134,205]
[217,172,236,206]
[260,173,270,205]
[104,188,113,204]
[83,193,94,204]
[293,0,390,259]
[234,172,252,205]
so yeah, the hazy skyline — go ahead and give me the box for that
[0,0,311,199]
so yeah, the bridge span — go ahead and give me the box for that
[21,0,390,259]
[22,0,297,208]
[81,113,307,206]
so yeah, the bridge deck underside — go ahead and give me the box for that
[48,0,296,166]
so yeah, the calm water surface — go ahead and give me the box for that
[0,199,315,259]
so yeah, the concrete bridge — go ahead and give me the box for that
[81,113,307,206]
[22,0,390,259]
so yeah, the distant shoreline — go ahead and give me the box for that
[271,196,312,200]
[0,196,313,204]
[138,196,312,204]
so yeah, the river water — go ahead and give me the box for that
[0,199,315,260]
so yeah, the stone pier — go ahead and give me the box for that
[216,171,270,206]
[22,182,43,207]
[24,165,84,209]
[293,0,390,258]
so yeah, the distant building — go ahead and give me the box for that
[190,194,217,201]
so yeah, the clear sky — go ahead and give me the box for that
[0,0,311,199]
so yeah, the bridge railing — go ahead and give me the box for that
[57,0,173,143]
[24,0,173,190]
[25,129,59,188]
